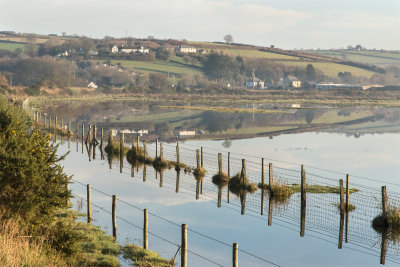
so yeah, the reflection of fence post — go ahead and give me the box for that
[345,210,349,243]
[381,229,388,265]
[143,209,148,250]
[137,136,140,153]
[346,174,350,212]
[338,179,344,249]
[181,224,187,267]
[300,165,306,237]
[269,163,273,186]
[227,152,231,203]
[101,128,104,145]
[87,184,91,223]
[112,195,117,238]
[143,141,147,158]
[261,158,265,215]
[176,170,180,193]
[233,243,238,267]
[218,153,222,175]
[382,186,388,215]
[268,194,272,226]
[201,147,204,167]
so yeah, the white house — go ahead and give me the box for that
[111,45,119,54]
[177,45,197,54]
[246,77,265,89]
[87,82,98,89]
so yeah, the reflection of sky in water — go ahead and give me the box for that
[59,132,400,267]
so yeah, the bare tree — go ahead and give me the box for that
[224,34,233,44]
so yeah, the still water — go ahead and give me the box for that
[57,131,400,267]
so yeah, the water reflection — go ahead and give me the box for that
[59,135,400,266]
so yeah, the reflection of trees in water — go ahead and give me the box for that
[222,139,232,148]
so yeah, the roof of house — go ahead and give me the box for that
[286,76,301,81]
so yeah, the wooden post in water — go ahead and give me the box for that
[233,243,238,267]
[339,209,344,249]
[241,159,246,184]
[61,118,63,131]
[345,210,349,243]
[81,123,85,142]
[143,141,147,158]
[49,117,52,130]
[300,165,306,237]
[196,149,200,169]
[137,136,140,154]
[346,174,350,212]
[156,139,159,158]
[120,133,124,173]
[55,116,58,130]
[131,136,135,149]
[176,142,180,165]
[87,184,91,223]
[68,120,71,133]
[181,224,187,267]
[261,158,265,215]
[143,209,148,249]
[160,143,163,158]
[76,122,79,139]
[269,163,273,186]
[382,186,388,215]
[339,179,345,214]
[93,126,97,144]
[217,186,222,208]
[218,153,222,175]
[201,147,204,167]
[112,195,117,238]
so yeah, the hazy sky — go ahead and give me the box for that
[1,0,399,49]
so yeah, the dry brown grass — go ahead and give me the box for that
[0,218,68,267]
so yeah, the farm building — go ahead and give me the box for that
[177,45,197,54]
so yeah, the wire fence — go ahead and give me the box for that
[43,120,400,265]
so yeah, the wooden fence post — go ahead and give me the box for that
[101,128,104,145]
[181,224,187,267]
[218,153,222,175]
[137,136,140,153]
[382,186,388,215]
[144,141,147,157]
[87,184,91,223]
[160,142,163,158]
[156,139,158,158]
[241,159,246,184]
[49,117,52,129]
[143,209,148,249]
[55,116,57,129]
[201,147,204,167]
[339,179,345,214]
[112,195,117,238]
[268,163,273,186]
[81,123,85,142]
[196,149,200,169]
[233,243,238,267]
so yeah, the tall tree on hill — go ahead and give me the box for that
[224,34,233,44]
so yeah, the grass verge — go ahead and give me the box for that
[121,244,174,267]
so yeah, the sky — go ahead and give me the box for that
[1,0,399,50]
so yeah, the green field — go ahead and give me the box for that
[306,50,400,66]
[213,49,298,60]
[277,60,375,78]
[0,41,26,52]
[108,59,203,76]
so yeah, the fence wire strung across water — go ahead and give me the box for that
[54,129,400,265]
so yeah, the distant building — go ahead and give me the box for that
[111,45,119,54]
[87,82,98,89]
[280,76,302,89]
[178,130,196,136]
[291,104,301,108]
[246,77,265,89]
[177,45,197,54]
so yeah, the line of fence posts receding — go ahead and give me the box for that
[30,114,395,266]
